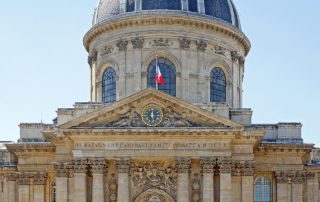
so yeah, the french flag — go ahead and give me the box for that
[155,62,164,84]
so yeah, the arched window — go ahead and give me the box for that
[102,67,116,103]
[142,0,181,10]
[188,0,198,12]
[210,67,226,102]
[51,182,56,202]
[254,177,271,202]
[147,57,176,96]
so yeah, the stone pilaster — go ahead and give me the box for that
[131,36,144,94]
[218,157,232,202]
[117,159,130,202]
[16,172,47,202]
[135,0,141,11]
[291,171,305,202]
[73,159,88,202]
[176,158,191,202]
[120,0,126,13]
[200,158,215,202]
[307,172,316,202]
[90,159,107,202]
[276,171,289,202]
[241,161,254,202]
[7,174,16,202]
[55,161,71,202]
[117,39,128,99]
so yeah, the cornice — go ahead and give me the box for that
[83,13,251,56]
[5,143,55,153]
[256,143,314,153]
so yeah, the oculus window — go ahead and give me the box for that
[147,57,176,96]
[210,67,226,103]
[102,67,117,103]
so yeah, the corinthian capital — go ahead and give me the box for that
[117,159,130,173]
[217,157,232,173]
[200,158,215,173]
[175,158,191,173]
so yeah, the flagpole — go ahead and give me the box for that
[156,55,158,90]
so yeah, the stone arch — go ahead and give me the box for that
[143,51,181,73]
[207,58,231,82]
[96,59,120,81]
[133,189,175,202]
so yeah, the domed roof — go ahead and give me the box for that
[92,0,241,29]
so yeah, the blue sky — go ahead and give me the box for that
[0,1,319,147]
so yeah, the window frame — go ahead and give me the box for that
[210,67,226,103]
[102,67,117,104]
[254,176,272,202]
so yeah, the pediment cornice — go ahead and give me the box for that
[59,89,244,130]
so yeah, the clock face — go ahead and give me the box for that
[142,104,163,127]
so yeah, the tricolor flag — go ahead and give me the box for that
[155,59,164,85]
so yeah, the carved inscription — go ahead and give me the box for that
[74,141,228,150]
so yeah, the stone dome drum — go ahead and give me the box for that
[93,0,241,29]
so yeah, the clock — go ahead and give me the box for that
[141,104,163,127]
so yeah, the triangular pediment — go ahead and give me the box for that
[59,89,243,129]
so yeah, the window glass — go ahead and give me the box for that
[254,177,271,202]
[126,0,135,12]
[210,67,226,103]
[188,0,198,12]
[147,57,176,96]
[102,67,116,103]
[204,0,232,23]
[142,0,181,10]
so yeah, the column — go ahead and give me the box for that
[218,157,232,202]
[33,173,47,202]
[198,0,205,14]
[73,159,88,202]
[200,158,215,202]
[131,36,144,93]
[276,171,289,202]
[17,173,30,202]
[55,162,70,202]
[91,159,107,202]
[241,161,255,202]
[117,159,130,202]
[176,158,191,202]
[7,174,16,202]
[88,49,97,102]
[231,51,239,108]
[116,40,128,99]
[307,172,316,202]
[291,171,305,202]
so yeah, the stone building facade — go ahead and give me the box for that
[0,0,319,202]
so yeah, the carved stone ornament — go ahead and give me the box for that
[217,157,232,173]
[55,161,69,177]
[200,158,215,173]
[153,38,170,47]
[117,40,128,51]
[307,172,315,180]
[88,49,97,65]
[196,40,207,52]
[117,159,130,173]
[214,46,226,55]
[100,46,114,56]
[131,36,145,49]
[144,194,165,202]
[16,172,47,185]
[231,51,239,62]
[72,159,89,173]
[108,173,118,202]
[131,161,177,200]
[179,37,191,49]
[238,56,245,66]
[242,161,255,176]
[102,106,207,128]
[89,159,107,173]
[176,158,191,173]
[191,173,201,202]
[275,171,289,184]
[292,171,306,184]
